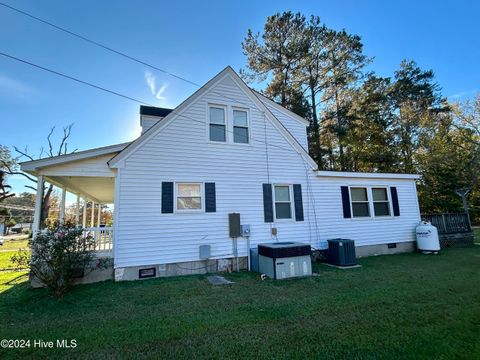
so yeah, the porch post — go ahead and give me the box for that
[90,201,95,227]
[97,203,101,226]
[59,187,66,224]
[82,198,87,228]
[32,175,44,240]
[75,194,80,226]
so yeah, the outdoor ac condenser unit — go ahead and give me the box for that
[258,242,312,280]
[327,239,356,266]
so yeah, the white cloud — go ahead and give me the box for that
[448,89,478,100]
[0,74,35,98]
[144,71,168,101]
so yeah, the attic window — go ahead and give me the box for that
[209,106,226,142]
[233,109,249,144]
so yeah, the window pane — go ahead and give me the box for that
[374,202,390,216]
[275,203,292,219]
[210,124,226,142]
[234,127,249,143]
[178,184,201,197]
[275,186,290,201]
[351,187,368,201]
[209,107,225,124]
[352,203,370,217]
[372,188,388,201]
[233,110,248,127]
[177,197,201,210]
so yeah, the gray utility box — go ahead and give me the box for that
[327,239,356,266]
[258,242,312,280]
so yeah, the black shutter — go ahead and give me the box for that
[263,183,274,223]
[161,182,174,213]
[205,182,216,213]
[391,187,400,216]
[293,184,304,221]
[341,186,352,218]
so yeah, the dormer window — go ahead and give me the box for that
[209,106,226,142]
[233,109,249,144]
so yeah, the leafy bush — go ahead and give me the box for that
[10,249,30,270]
[27,223,98,297]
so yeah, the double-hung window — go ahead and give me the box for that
[274,185,292,219]
[350,187,370,217]
[233,109,249,144]
[176,183,202,211]
[209,106,226,142]
[372,187,390,216]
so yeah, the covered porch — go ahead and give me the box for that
[20,143,127,258]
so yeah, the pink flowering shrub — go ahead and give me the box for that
[28,222,97,297]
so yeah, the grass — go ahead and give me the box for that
[474,228,480,244]
[0,236,29,251]
[1,247,479,359]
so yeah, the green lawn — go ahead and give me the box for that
[1,248,479,359]
[0,236,30,251]
[474,228,480,244]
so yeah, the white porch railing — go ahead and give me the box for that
[83,227,113,256]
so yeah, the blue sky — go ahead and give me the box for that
[1,0,479,197]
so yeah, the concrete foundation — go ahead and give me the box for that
[114,257,248,281]
[355,241,416,257]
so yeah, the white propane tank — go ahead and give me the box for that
[416,221,440,253]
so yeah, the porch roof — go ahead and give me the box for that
[20,142,128,203]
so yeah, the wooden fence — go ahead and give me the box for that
[421,213,471,234]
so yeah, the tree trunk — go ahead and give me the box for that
[310,84,323,169]
[41,184,53,228]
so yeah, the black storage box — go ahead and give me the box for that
[327,239,356,266]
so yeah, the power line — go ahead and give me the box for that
[0,2,315,163]
[0,51,151,105]
[0,51,306,159]
[0,1,277,116]
[0,1,201,88]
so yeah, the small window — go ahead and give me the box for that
[350,187,370,217]
[372,188,390,216]
[176,183,202,210]
[209,107,226,142]
[274,185,292,219]
[233,109,249,144]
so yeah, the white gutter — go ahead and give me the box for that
[316,171,420,180]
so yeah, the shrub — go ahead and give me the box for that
[28,223,98,297]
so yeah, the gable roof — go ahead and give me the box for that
[252,90,310,126]
[20,142,129,173]
[109,66,317,170]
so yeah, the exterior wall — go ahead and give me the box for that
[114,73,422,271]
[259,99,309,151]
[140,115,162,134]
[115,73,316,269]
[311,177,421,248]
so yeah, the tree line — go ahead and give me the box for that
[242,12,480,223]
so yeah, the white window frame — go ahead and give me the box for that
[273,184,294,221]
[371,187,392,217]
[349,187,371,218]
[208,105,227,143]
[175,182,204,213]
[347,185,394,220]
[232,107,250,145]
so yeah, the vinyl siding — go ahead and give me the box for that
[259,99,309,150]
[115,74,315,268]
[38,154,117,177]
[114,73,421,268]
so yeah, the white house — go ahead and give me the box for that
[21,67,421,281]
